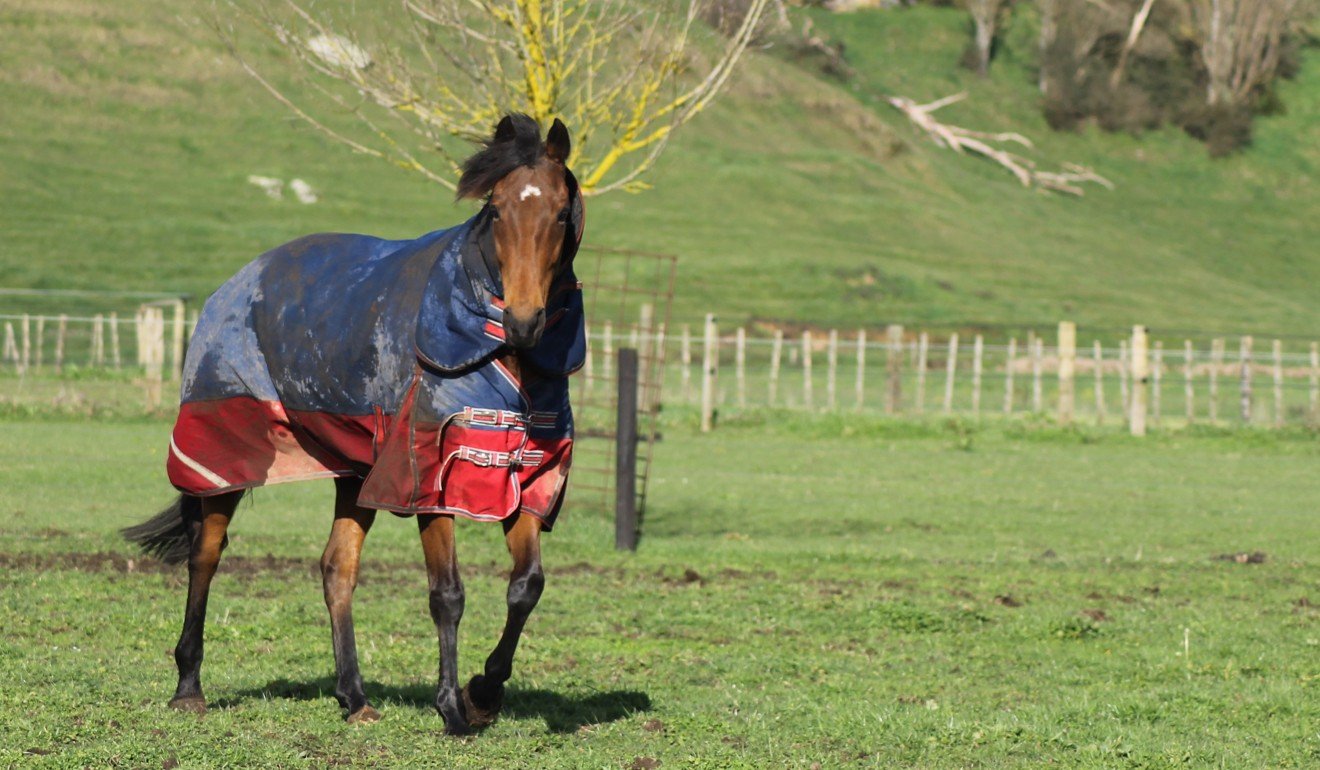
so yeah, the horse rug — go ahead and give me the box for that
[166,212,585,528]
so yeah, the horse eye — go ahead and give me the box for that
[489,206,500,221]
[556,208,569,225]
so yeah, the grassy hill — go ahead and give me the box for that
[1,1,1318,337]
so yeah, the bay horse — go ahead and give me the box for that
[123,114,586,735]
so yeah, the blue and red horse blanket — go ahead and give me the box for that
[167,212,585,527]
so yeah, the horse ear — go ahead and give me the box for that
[493,115,518,144]
[546,118,570,164]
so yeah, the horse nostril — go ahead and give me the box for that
[503,308,547,348]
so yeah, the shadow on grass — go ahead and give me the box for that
[218,677,651,733]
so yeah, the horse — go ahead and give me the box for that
[122,113,586,735]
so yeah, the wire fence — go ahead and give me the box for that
[588,321,1320,431]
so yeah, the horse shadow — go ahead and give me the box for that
[217,678,651,733]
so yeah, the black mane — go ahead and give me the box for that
[456,114,545,200]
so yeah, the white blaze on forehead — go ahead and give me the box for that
[518,184,542,201]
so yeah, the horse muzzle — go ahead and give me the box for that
[504,307,546,349]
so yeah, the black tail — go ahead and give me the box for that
[122,495,200,565]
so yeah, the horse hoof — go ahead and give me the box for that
[347,706,381,724]
[461,677,502,729]
[168,696,207,715]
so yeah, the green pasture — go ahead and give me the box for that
[0,413,1316,768]
[2,1,1319,334]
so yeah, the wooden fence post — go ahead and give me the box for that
[972,334,984,416]
[1004,337,1017,415]
[1184,340,1194,423]
[583,328,594,397]
[1031,336,1044,413]
[855,329,867,411]
[91,314,103,366]
[700,314,717,432]
[637,304,654,410]
[35,316,45,370]
[735,327,747,409]
[1152,340,1163,426]
[801,331,814,409]
[110,312,122,369]
[20,314,31,373]
[603,321,614,383]
[1239,335,1253,424]
[943,333,959,414]
[1311,341,1319,421]
[55,314,67,374]
[1093,340,1105,423]
[768,329,783,406]
[885,324,903,414]
[1209,338,1224,422]
[651,323,665,412]
[144,307,165,411]
[826,329,839,410]
[916,332,929,413]
[1057,321,1076,424]
[1129,326,1149,436]
[2,323,16,373]
[615,348,639,551]
[1272,339,1284,427]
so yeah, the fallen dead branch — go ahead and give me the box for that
[887,93,1114,196]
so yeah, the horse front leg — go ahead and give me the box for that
[322,478,378,723]
[417,514,469,735]
[170,491,242,714]
[463,513,544,728]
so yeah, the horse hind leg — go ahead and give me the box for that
[463,512,545,729]
[169,490,243,714]
[322,477,379,724]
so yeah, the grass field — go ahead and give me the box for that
[1,413,1316,768]
[2,1,1319,333]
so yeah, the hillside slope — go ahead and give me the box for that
[0,2,1317,336]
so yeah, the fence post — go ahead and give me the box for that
[21,314,31,373]
[700,314,717,433]
[885,324,903,414]
[91,314,104,366]
[943,333,959,414]
[35,316,45,370]
[1239,335,1253,424]
[826,329,838,410]
[972,334,984,416]
[144,308,165,411]
[1004,337,1017,415]
[55,314,67,374]
[2,323,16,372]
[1311,341,1319,421]
[1031,337,1044,413]
[734,327,747,409]
[1093,340,1105,423]
[916,332,929,413]
[801,331,814,409]
[1272,339,1284,427]
[768,329,783,406]
[855,329,867,411]
[637,304,654,410]
[1184,340,1194,423]
[1129,325,1148,436]
[602,321,614,383]
[583,327,595,398]
[110,312,122,369]
[615,348,639,551]
[1057,321,1076,424]
[1209,338,1224,422]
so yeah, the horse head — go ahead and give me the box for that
[457,114,582,350]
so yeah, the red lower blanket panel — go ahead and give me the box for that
[167,396,571,529]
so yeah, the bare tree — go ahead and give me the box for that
[1190,0,1298,107]
[962,0,1010,77]
[220,0,769,195]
